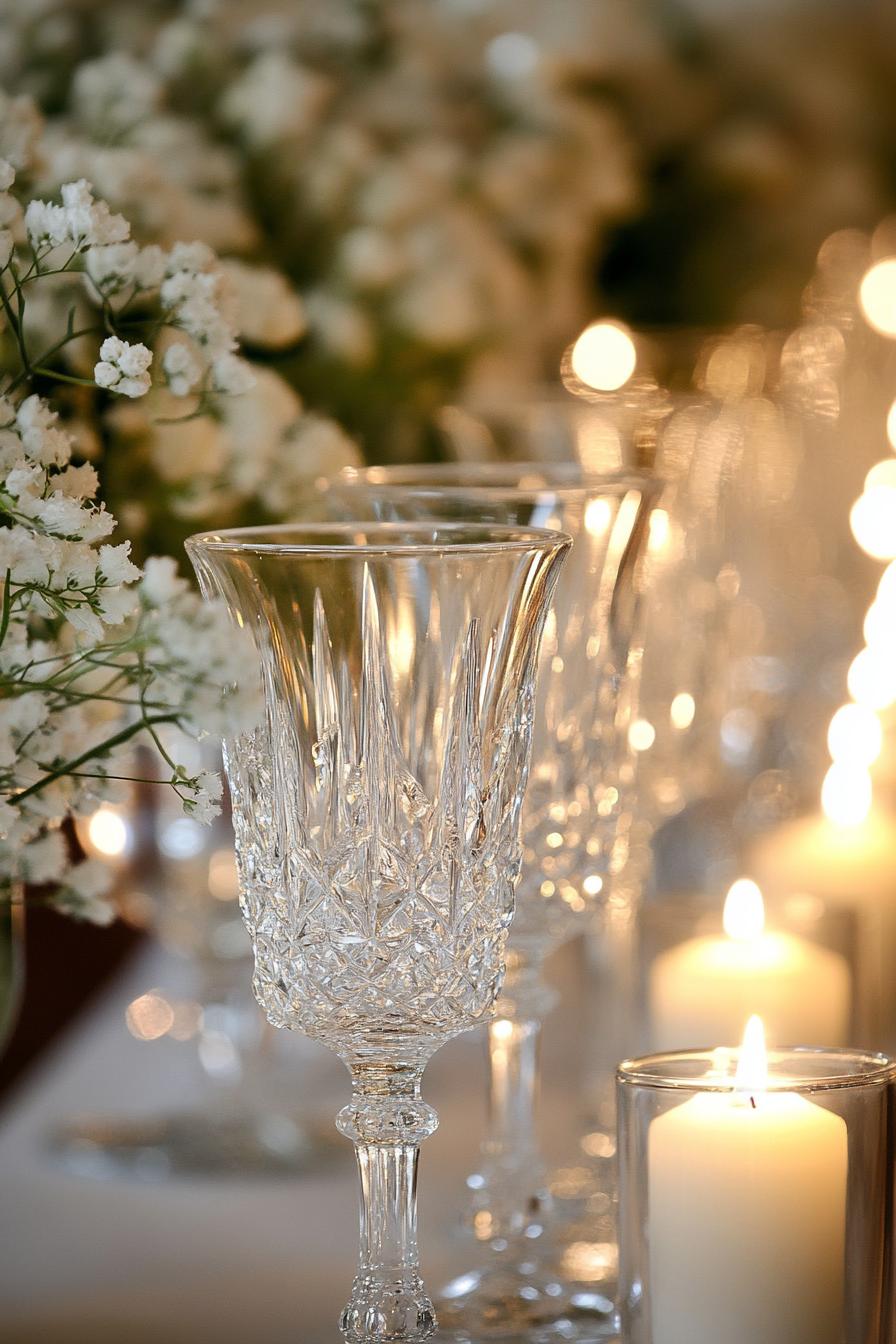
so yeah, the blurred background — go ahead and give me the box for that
[2,0,896,1338]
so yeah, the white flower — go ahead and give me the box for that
[55,859,116,925]
[162,342,201,397]
[220,52,332,147]
[220,260,306,349]
[133,244,166,290]
[85,241,139,296]
[0,158,15,191]
[0,230,13,268]
[60,179,129,249]
[210,352,255,395]
[21,831,67,884]
[183,769,224,824]
[98,541,141,586]
[141,555,187,606]
[72,54,162,137]
[94,336,153,398]
[24,198,68,249]
[26,180,129,253]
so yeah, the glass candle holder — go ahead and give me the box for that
[617,1046,896,1344]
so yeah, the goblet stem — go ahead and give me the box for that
[337,1068,439,1344]
[471,957,558,1240]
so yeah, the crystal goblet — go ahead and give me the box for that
[186,521,570,1343]
[329,466,657,1338]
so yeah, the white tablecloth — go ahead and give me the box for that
[0,940,588,1344]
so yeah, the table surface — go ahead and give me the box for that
[0,938,592,1344]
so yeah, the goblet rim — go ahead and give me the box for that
[185,519,573,558]
[617,1045,896,1095]
[336,461,658,502]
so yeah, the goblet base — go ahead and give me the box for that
[49,1107,338,1180]
[341,1274,436,1343]
[437,1255,617,1343]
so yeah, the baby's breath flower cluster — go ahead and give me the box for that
[0,154,261,923]
[0,0,633,465]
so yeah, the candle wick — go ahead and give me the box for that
[750,1095,757,1110]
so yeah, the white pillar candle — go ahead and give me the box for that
[648,1017,847,1344]
[750,808,896,909]
[649,880,851,1049]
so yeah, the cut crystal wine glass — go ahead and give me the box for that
[186,521,570,1343]
[328,466,658,1338]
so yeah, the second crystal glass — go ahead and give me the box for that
[331,464,658,1338]
[186,521,569,1344]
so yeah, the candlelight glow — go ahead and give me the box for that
[571,320,636,392]
[878,561,896,606]
[849,486,896,560]
[649,508,671,552]
[86,806,129,858]
[628,718,656,752]
[584,497,612,535]
[847,646,896,710]
[734,1015,768,1097]
[826,703,883,767]
[859,258,896,338]
[723,879,765,943]
[670,691,696,730]
[888,399,896,452]
[865,459,896,491]
[821,762,873,827]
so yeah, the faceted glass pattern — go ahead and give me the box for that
[187,522,569,1344]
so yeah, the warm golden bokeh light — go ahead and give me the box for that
[126,991,175,1041]
[670,691,696,730]
[628,718,656,752]
[821,761,873,827]
[849,486,896,560]
[859,258,896,337]
[723,879,765,942]
[86,806,129,858]
[648,507,671,552]
[826,702,883,767]
[888,400,896,453]
[584,497,612,535]
[847,647,896,710]
[571,320,637,392]
[865,460,896,491]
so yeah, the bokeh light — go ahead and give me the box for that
[571,321,637,392]
[821,762,873,827]
[670,691,696,730]
[859,258,896,337]
[849,486,896,560]
[628,718,656,752]
[827,703,883,767]
[887,400,896,452]
[86,806,129,858]
[847,647,896,710]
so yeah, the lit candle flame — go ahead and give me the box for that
[734,1015,768,1101]
[723,879,765,943]
[570,320,637,392]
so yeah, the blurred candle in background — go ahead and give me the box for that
[648,879,851,1049]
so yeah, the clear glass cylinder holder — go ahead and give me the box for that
[187,521,570,1344]
[617,1047,896,1344]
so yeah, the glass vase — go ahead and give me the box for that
[187,520,570,1343]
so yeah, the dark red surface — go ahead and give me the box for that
[0,906,144,1105]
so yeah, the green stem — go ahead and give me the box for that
[11,712,180,804]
